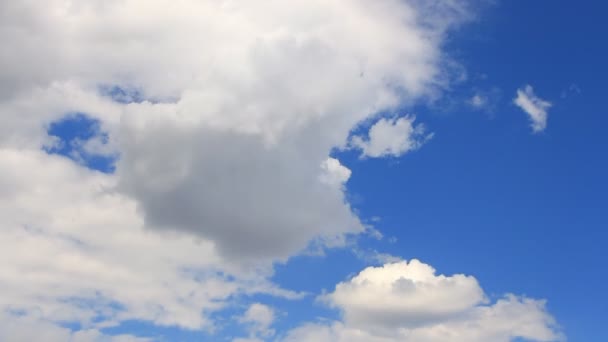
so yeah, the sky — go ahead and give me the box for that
[0,1,606,341]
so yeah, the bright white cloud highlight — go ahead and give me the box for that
[319,157,352,188]
[283,260,563,342]
[351,116,432,158]
[514,85,552,132]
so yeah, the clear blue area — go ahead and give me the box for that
[46,113,117,173]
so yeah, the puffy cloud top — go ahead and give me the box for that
[285,260,563,342]
[326,260,485,328]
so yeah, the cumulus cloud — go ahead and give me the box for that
[0,0,469,263]
[351,116,432,158]
[0,149,299,336]
[235,303,276,341]
[282,260,562,342]
[514,85,552,132]
[0,0,556,340]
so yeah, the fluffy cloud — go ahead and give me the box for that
[0,149,300,336]
[0,0,558,340]
[351,116,432,158]
[0,0,469,263]
[235,303,276,341]
[324,260,485,329]
[514,85,552,132]
[282,260,562,342]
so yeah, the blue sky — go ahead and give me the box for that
[267,2,608,340]
[0,1,606,341]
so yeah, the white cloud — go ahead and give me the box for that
[470,94,487,108]
[0,0,469,263]
[0,0,538,340]
[282,260,562,342]
[351,116,432,158]
[0,311,149,342]
[0,149,299,336]
[233,339,264,342]
[323,260,486,330]
[467,88,502,114]
[319,157,352,188]
[0,1,566,340]
[235,303,276,341]
[514,85,552,132]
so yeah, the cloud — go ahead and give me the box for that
[319,158,352,189]
[0,0,512,339]
[560,84,581,99]
[467,87,502,114]
[282,260,562,342]
[351,116,433,158]
[514,85,552,132]
[0,149,299,336]
[470,94,487,108]
[0,0,470,263]
[235,303,276,341]
[0,1,565,341]
[233,339,264,342]
[0,311,149,342]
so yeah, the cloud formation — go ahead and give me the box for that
[351,116,432,158]
[0,149,267,332]
[0,311,148,342]
[283,260,563,342]
[0,0,470,263]
[514,85,552,132]
[0,0,563,340]
[235,303,276,341]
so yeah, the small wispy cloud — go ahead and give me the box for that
[561,83,582,98]
[514,85,552,133]
[467,87,502,115]
[469,94,487,108]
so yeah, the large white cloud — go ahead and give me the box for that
[0,0,470,263]
[282,260,563,342]
[0,0,563,340]
[0,149,300,336]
